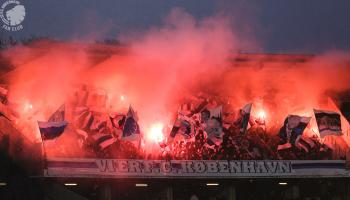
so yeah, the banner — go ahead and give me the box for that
[45,158,349,178]
[314,109,342,137]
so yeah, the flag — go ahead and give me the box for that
[122,106,140,141]
[314,109,342,137]
[91,133,116,150]
[38,121,68,140]
[110,114,126,129]
[235,103,252,134]
[277,118,292,151]
[38,105,68,140]
[169,117,195,140]
[90,114,108,133]
[74,106,94,131]
[295,136,316,153]
[48,104,65,122]
[204,106,224,146]
[277,115,311,150]
[170,119,181,138]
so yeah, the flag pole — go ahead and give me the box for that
[41,138,48,176]
[38,121,48,176]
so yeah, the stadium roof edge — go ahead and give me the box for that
[230,52,315,64]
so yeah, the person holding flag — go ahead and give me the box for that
[37,104,68,174]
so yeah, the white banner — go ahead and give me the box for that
[45,158,349,178]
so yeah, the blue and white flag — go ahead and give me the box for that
[38,104,68,140]
[278,115,311,150]
[38,121,68,140]
[122,106,140,141]
[314,109,342,138]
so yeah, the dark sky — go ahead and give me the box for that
[1,0,350,53]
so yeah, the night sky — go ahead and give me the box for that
[1,0,350,53]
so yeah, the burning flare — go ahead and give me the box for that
[147,122,165,143]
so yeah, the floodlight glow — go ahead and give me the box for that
[206,183,219,186]
[64,183,78,186]
[135,183,148,187]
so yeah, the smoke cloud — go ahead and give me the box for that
[1,8,350,152]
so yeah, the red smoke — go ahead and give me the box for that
[1,8,350,154]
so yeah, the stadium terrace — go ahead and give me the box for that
[1,41,350,199]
